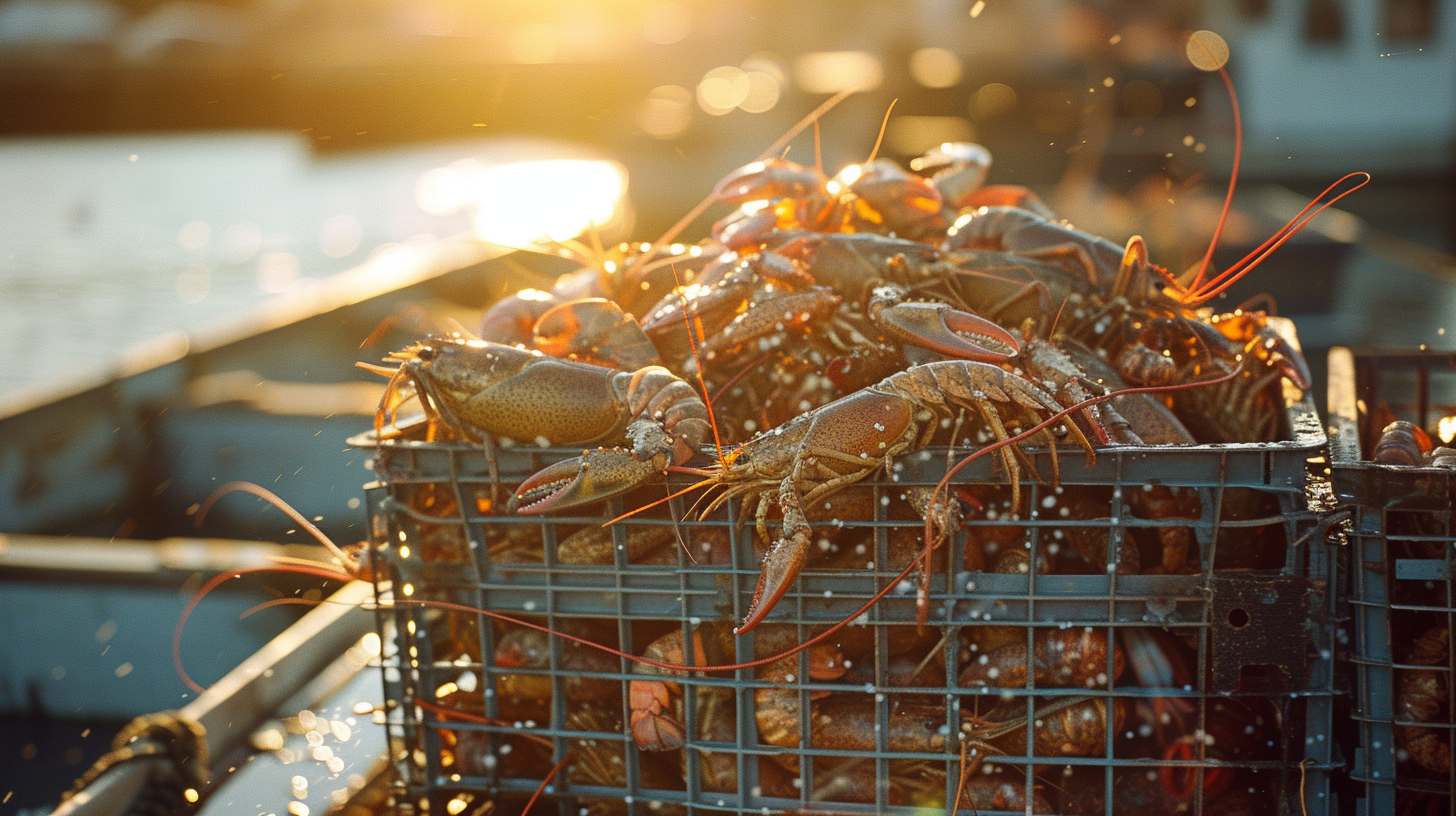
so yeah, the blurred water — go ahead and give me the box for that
[0,132,584,400]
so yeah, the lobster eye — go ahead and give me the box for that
[416,346,437,362]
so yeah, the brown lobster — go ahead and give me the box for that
[708,142,996,247]
[628,622,844,752]
[362,334,711,513]
[516,357,1100,634]
[1397,625,1452,776]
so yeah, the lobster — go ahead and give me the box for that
[493,622,622,711]
[1374,419,1435,466]
[478,239,720,348]
[362,334,711,514]
[941,201,1319,443]
[516,357,1100,634]
[628,622,845,752]
[708,142,996,248]
[637,245,1022,387]
[1396,625,1452,776]
[959,627,1125,690]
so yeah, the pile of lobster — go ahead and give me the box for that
[367,137,1312,620]
[1366,417,1456,800]
[363,134,1318,814]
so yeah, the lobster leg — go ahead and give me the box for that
[725,361,1098,632]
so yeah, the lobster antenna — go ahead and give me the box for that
[710,350,774,406]
[355,361,399,377]
[1176,32,1370,305]
[183,485,938,688]
[664,480,701,566]
[522,754,574,816]
[619,90,858,286]
[383,579,920,673]
[1184,45,1242,295]
[604,477,712,526]
[950,741,974,816]
[670,262,727,466]
[187,534,932,682]
[195,481,360,574]
[174,562,355,693]
[1046,292,1072,339]
[1176,172,1369,304]
[414,700,557,749]
[239,597,328,618]
[756,88,856,163]
[865,98,898,164]
[359,315,399,350]
[915,364,1249,625]
[813,119,824,176]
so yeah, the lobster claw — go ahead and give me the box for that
[737,528,812,634]
[1209,313,1314,391]
[533,298,661,371]
[509,446,666,515]
[1252,329,1312,391]
[871,298,1020,363]
[712,158,823,205]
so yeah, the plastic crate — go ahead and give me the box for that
[355,330,1337,816]
[1329,347,1456,814]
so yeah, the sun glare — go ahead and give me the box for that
[423,159,628,247]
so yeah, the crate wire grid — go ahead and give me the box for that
[1329,347,1456,814]
[357,383,1337,816]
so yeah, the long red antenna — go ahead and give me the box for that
[813,119,823,176]
[671,262,726,465]
[914,364,1247,625]
[1170,34,1370,306]
[1173,172,1369,305]
[521,753,573,816]
[1185,62,1242,295]
[197,481,361,573]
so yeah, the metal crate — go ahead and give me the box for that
[1329,347,1456,814]
[355,348,1336,816]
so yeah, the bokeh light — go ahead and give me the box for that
[739,70,781,113]
[415,162,476,216]
[697,66,750,115]
[793,51,883,94]
[1186,29,1230,71]
[970,82,1018,120]
[217,222,262,265]
[508,23,558,64]
[1440,416,1456,444]
[638,85,694,138]
[1121,79,1163,119]
[257,251,300,293]
[177,220,210,251]
[642,2,690,45]
[319,214,362,258]
[742,55,786,88]
[176,263,210,304]
[467,159,626,247]
[909,47,963,89]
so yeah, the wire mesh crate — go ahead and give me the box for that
[1329,347,1456,815]
[354,351,1337,816]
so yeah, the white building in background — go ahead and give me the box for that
[1205,0,1456,175]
